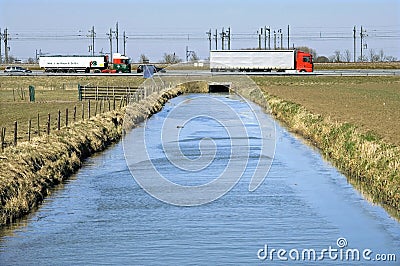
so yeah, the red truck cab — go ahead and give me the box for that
[295,51,313,72]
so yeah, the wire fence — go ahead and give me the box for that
[0,83,164,152]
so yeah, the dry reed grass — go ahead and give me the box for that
[262,93,400,217]
[0,86,184,226]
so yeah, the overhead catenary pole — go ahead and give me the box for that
[214,29,218,50]
[221,27,225,50]
[353,26,356,62]
[206,29,212,51]
[0,27,2,64]
[287,25,290,49]
[227,27,231,50]
[115,22,119,53]
[360,26,367,62]
[263,26,267,49]
[88,26,95,56]
[4,28,9,63]
[92,26,95,56]
[273,30,277,50]
[266,27,271,49]
[258,28,262,49]
[123,31,127,55]
[107,28,113,61]
[92,26,96,55]
[360,26,363,61]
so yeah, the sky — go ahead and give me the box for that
[0,0,399,62]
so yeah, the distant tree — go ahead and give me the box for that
[6,55,17,64]
[295,46,317,59]
[332,50,342,62]
[358,55,368,62]
[379,49,385,62]
[315,56,330,63]
[139,54,149,63]
[343,49,352,62]
[384,55,398,62]
[369,49,380,62]
[189,51,199,62]
[27,57,36,64]
[160,53,182,64]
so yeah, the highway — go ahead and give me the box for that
[1,69,400,77]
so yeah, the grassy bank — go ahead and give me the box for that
[0,86,184,226]
[253,76,400,217]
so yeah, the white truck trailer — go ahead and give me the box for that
[210,50,313,72]
[39,55,109,73]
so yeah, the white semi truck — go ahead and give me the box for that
[210,50,313,72]
[39,55,109,73]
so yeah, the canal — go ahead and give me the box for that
[0,93,399,265]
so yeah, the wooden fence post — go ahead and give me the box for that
[28,119,32,141]
[47,113,51,135]
[88,100,91,119]
[57,110,61,130]
[94,101,98,116]
[73,106,77,122]
[82,103,85,121]
[14,121,17,146]
[37,113,40,137]
[1,128,5,152]
[66,108,69,127]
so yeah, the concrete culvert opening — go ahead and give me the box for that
[208,83,231,93]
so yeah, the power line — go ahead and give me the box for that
[2,25,399,60]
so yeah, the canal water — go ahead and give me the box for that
[0,93,399,265]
